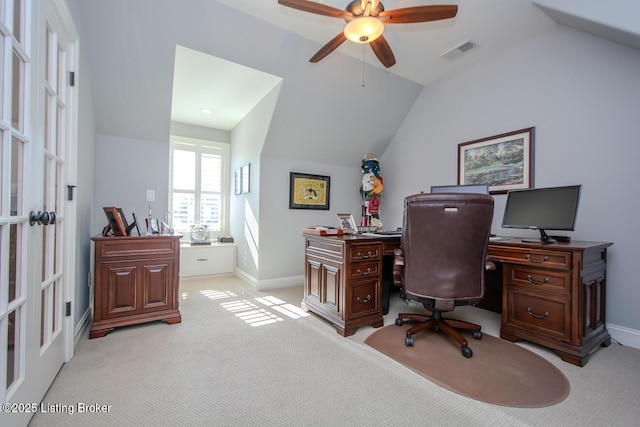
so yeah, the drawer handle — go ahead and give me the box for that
[357,251,373,259]
[525,254,549,264]
[196,258,208,262]
[526,275,549,285]
[357,267,372,276]
[357,295,372,303]
[527,307,549,319]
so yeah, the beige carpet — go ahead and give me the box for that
[365,323,570,407]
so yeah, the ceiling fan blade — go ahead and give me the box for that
[309,32,348,63]
[278,0,352,19]
[369,36,396,68]
[379,5,458,24]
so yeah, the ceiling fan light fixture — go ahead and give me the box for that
[343,16,384,44]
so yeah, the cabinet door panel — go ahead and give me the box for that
[104,265,137,318]
[305,258,322,301]
[323,262,342,315]
[142,262,172,310]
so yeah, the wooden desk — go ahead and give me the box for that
[489,238,612,367]
[302,233,612,366]
[302,233,400,337]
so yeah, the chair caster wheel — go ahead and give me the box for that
[405,335,414,347]
[462,346,473,358]
[395,317,404,326]
[473,330,482,340]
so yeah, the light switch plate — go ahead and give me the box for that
[146,189,155,202]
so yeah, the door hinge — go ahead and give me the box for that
[69,71,75,87]
[65,301,71,317]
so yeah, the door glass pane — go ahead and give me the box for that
[41,224,48,282]
[11,136,22,216]
[57,103,64,160]
[53,218,59,275]
[8,224,19,303]
[52,281,58,335]
[11,50,24,132]
[56,162,62,215]
[13,0,22,45]
[44,95,52,152]
[40,288,45,346]
[6,309,17,388]
[0,37,4,117]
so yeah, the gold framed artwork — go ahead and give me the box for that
[458,127,535,194]
[289,172,330,210]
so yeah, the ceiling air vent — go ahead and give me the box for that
[441,40,478,61]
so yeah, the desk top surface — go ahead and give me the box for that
[303,233,612,250]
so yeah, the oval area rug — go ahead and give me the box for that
[364,324,570,407]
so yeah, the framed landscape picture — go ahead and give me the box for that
[289,172,330,210]
[458,127,534,194]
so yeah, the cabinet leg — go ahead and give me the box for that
[89,328,113,339]
[558,352,587,367]
[499,330,521,343]
[164,316,181,325]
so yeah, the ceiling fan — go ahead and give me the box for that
[277,0,458,68]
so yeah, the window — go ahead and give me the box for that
[169,136,230,240]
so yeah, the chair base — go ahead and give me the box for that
[396,310,482,358]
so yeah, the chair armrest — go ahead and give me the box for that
[393,248,404,286]
[485,256,496,271]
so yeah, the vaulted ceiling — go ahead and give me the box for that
[78,1,640,138]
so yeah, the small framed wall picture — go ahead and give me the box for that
[289,172,330,210]
[336,213,357,234]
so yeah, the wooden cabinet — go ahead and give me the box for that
[90,234,182,338]
[302,234,399,336]
[490,239,613,366]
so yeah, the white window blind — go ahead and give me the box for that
[169,137,229,238]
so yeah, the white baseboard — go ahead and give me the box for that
[235,268,303,291]
[607,323,640,349]
[74,307,91,348]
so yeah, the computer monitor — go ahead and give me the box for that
[501,185,581,244]
[430,184,490,195]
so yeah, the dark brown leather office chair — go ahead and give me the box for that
[393,193,494,358]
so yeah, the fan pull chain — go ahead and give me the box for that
[361,45,366,87]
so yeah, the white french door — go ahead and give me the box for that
[0,1,77,425]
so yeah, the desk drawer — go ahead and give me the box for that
[350,261,380,279]
[491,247,572,270]
[348,279,379,320]
[350,244,381,261]
[507,266,571,295]
[506,288,571,341]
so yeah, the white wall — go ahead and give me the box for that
[93,135,170,234]
[230,83,282,280]
[381,25,640,333]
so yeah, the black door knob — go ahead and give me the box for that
[29,210,53,226]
